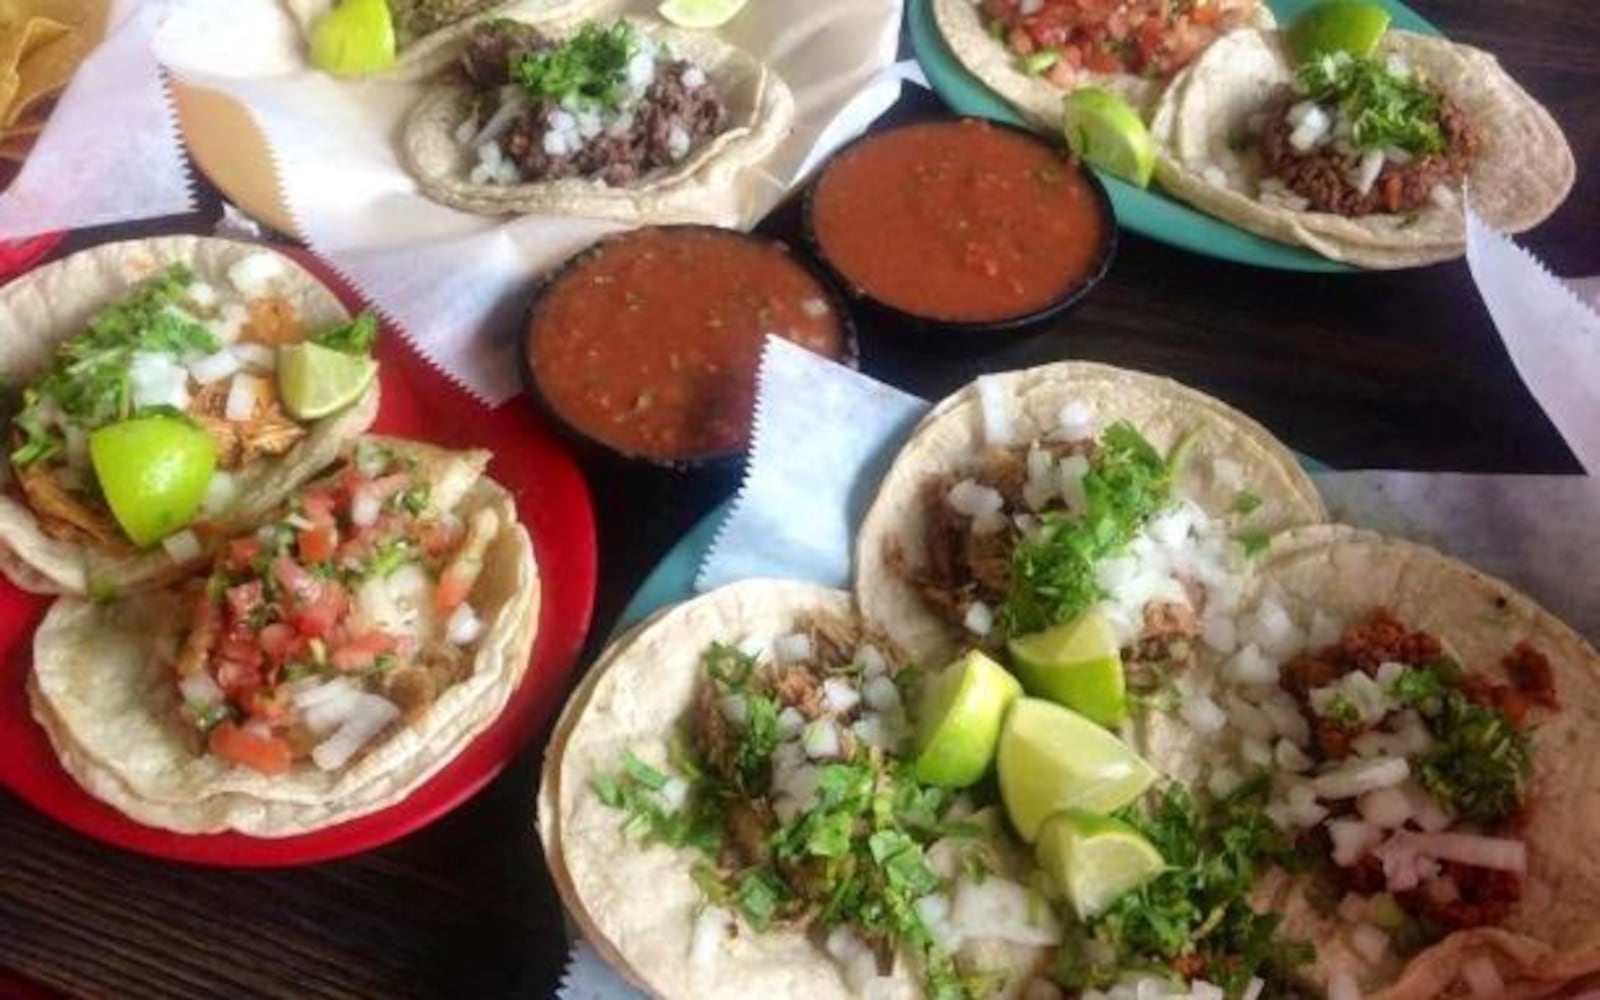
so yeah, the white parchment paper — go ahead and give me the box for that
[156,0,905,403]
[0,0,195,240]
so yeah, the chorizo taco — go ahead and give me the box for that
[286,0,602,80]
[1110,524,1600,997]
[931,0,1274,125]
[855,361,1327,673]
[539,579,1069,1000]
[0,237,380,596]
[400,17,794,223]
[1149,29,1574,268]
[28,436,540,836]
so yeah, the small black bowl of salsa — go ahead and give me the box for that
[523,226,857,469]
[803,118,1117,335]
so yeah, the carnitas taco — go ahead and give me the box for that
[28,436,539,836]
[287,0,602,79]
[1149,29,1574,268]
[401,17,794,223]
[0,237,380,596]
[931,0,1274,125]
[541,580,1075,1000]
[1103,524,1600,996]
[855,361,1327,674]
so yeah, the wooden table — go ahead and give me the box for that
[3,3,1597,997]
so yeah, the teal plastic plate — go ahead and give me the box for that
[907,0,1439,272]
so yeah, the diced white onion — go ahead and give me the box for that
[963,601,994,637]
[857,644,887,676]
[188,349,241,384]
[1350,922,1390,963]
[823,678,861,715]
[1241,979,1265,1000]
[975,375,1013,447]
[161,528,203,563]
[178,671,224,707]
[947,479,1004,519]
[299,680,364,734]
[825,924,869,963]
[470,94,528,148]
[243,719,273,740]
[1313,757,1410,800]
[312,693,400,770]
[666,124,691,161]
[1288,102,1332,151]
[224,374,265,422]
[1225,644,1279,686]
[802,719,842,760]
[1461,957,1504,997]
[1239,735,1273,769]
[1222,691,1275,741]
[1207,766,1244,798]
[1188,982,1224,1000]
[1401,782,1453,832]
[228,251,287,297]
[129,351,190,410]
[1179,694,1227,735]
[1358,786,1414,829]
[1274,739,1313,774]
[843,951,879,994]
[863,674,901,712]
[445,602,483,645]
[949,877,1063,946]
[1327,970,1361,1000]
[659,776,689,813]
[1351,149,1386,196]
[1257,689,1312,747]
[187,282,218,308]
[1396,831,1527,873]
[1055,401,1094,440]
[1058,453,1089,513]
[718,693,749,729]
[350,487,382,528]
[681,65,707,89]
[230,342,278,370]
[690,906,732,967]
[913,893,951,928]
[1328,818,1380,867]
[773,632,813,664]
[777,705,806,739]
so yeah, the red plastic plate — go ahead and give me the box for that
[0,232,66,284]
[0,246,597,866]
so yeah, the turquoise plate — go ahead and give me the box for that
[906,0,1439,272]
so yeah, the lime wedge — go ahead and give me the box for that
[1287,0,1393,63]
[658,0,749,29]
[1036,809,1165,919]
[310,0,397,77]
[911,650,1024,788]
[1061,87,1157,188]
[90,415,217,547]
[1008,611,1127,727]
[998,697,1158,842]
[279,342,377,421]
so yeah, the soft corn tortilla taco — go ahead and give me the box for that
[0,236,380,596]
[855,361,1327,670]
[931,0,1274,126]
[540,579,1061,1000]
[28,437,540,836]
[400,17,794,224]
[1150,30,1575,269]
[283,0,603,80]
[1146,525,1600,997]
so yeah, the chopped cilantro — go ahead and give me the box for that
[365,537,415,579]
[624,749,667,790]
[733,693,782,790]
[1235,530,1272,558]
[735,869,789,931]
[1231,490,1263,516]
[703,641,756,686]
[1325,693,1361,725]
[394,485,430,516]
[512,21,637,111]
[1294,51,1446,155]
[592,750,720,854]
[1416,688,1529,824]
[1002,421,1174,636]
[310,310,378,355]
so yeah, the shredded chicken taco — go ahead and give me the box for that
[29,436,539,836]
[931,0,1274,125]
[400,16,794,223]
[855,361,1327,672]
[0,237,380,596]
[1149,29,1574,268]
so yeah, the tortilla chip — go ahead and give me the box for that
[0,129,32,160]
[1,0,108,126]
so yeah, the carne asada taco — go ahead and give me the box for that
[0,237,380,596]
[1150,29,1575,268]
[28,436,539,836]
[401,17,794,223]
[855,362,1326,672]
[1107,524,1600,997]
[540,579,1068,1000]
[931,0,1274,125]
[286,0,602,80]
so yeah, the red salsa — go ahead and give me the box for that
[810,120,1107,324]
[527,228,847,461]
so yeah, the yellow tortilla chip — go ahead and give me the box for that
[0,130,34,161]
[2,0,108,126]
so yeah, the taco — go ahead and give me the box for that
[0,237,380,596]
[285,0,602,80]
[855,361,1327,673]
[931,0,1273,126]
[1149,29,1575,268]
[540,579,1068,1000]
[1108,524,1600,997]
[400,17,794,223]
[28,436,539,836]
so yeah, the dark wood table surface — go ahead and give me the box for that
[3,3,1597,997]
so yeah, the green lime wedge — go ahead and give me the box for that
[657,0,749,29]
[911,650,1024,788]
[1287,0,1393,63]
[998,697,1158,842]
[1061,87,1157,188]
[1008,611,1127,727]
[279,342,378,421]
[90,415,217,548]
[310,0,397,77]
[1036,809,1165,919]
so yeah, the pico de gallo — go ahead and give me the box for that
[980,0,1261,89]
[174,441,500,776]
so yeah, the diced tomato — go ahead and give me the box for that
[1046,58,1078,87]
[1189,2,1219,25]
[330,631,399,672]
[288,584,348,639]
[258,623,301,662]
[223,537,264,573]
[208,722,292,775]
[297,514,339,564]
[435,565,475,613]
[416,519,464,557]
[272,556,320,606]
[244,686,293,726]
[366,473,412,504]
[225,580,265,629]
[216,657,263,700]
[1008,25,1036,55]
[300,491,338,519]
[1085,47,1122,72]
